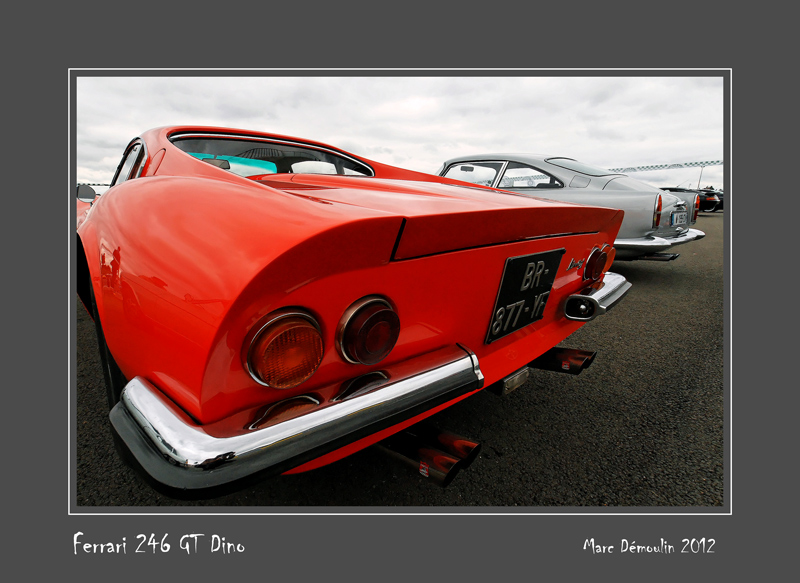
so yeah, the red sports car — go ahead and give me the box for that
[76,126,631,497]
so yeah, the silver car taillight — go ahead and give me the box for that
[653,194,663,228]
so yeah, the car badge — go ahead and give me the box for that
[567,258,585,271]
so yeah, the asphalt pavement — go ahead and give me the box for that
[75,212,725,509]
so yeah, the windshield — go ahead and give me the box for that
[171,136,374,178]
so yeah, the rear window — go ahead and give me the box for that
[545,157,619,177]
[171,135,373,178]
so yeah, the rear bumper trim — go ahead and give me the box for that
[110,345,483,496]
[564,271,632,321]
[615,228,705,253]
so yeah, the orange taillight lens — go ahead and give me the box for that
[248,314,324,389]
[604,245,616,269]
[693,194,700,222]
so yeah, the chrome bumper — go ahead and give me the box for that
[614,228,705,257]
[563,272,632,321]
[110,344,483,497]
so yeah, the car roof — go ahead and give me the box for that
[443,153,554,165]
[442,153,630,181]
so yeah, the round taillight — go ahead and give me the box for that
[338,296,400,365]
[584,247,609,281]
[604,245,616,267]
[653,194,663,228]
[247,313,324,389]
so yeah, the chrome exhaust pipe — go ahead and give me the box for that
[529,347,596,375]
[564,272,631,321]
[637,252,680,261]
[376,432,463,487]
[403,422,481,468]
[376,424,481,486]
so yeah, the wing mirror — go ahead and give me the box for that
[77,184,97,203]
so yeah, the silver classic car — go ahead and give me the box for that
[437,154,705,261]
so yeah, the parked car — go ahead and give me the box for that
[661,186,721,213]
[700,187,724,212]
[77,126,631,497]
[437,154,705,261]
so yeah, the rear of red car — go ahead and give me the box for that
[82,127,630,497]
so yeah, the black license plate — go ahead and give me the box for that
[485,249,565,344]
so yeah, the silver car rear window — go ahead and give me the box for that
[545,157,617,177]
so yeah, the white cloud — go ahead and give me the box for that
[76,74,725,188]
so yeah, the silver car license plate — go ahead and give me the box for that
[671,211,688,226]
[485,249,565,344]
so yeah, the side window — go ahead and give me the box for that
[442,162,504,187]
[498,162,563,189]
[291,160,338,174]
[111,143,144,186]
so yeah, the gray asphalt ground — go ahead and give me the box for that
[75,211,725,509]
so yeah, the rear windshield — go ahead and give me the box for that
[171,135,373,178]
[545,157,618,177]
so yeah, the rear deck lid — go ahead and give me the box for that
[255,175,624,260]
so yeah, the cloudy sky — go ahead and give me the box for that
[75,74,725,189]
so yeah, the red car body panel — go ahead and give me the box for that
[77,126,628,494]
